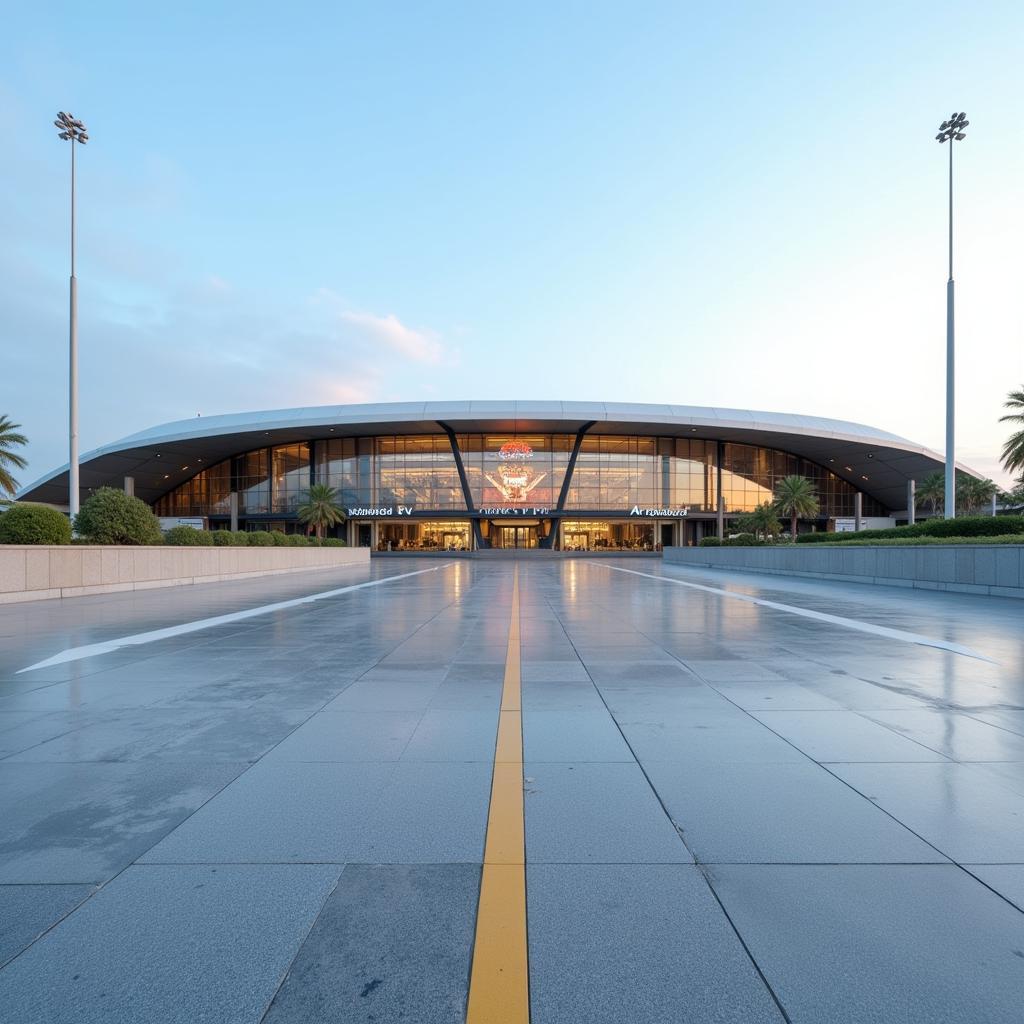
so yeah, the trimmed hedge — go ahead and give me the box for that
[74,488,162,545]
[0,503,72,545]
[699,536,722,547]
[247,531,275,546]
[269,530,289,546]
[164,525,214,546]
[319,537,346,547]
[211,529,248,546]
[796,534,1024,547]
[797,515,1024,544]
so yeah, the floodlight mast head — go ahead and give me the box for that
[936,111,968,143]
[54,111,88,144]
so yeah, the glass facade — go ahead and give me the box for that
[378,520,472,551]
[561,520,656,551]
[460,435,571,508]
[720,443,875,517]
[376,436,466,510]
[154,433,884,522]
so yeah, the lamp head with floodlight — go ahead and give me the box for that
[936,111,968,144]
[54,110,89,144]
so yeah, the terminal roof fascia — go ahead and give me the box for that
[18,400,966,513]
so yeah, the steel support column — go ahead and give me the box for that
[716,440,725,539]
[541,420,596,549]
[438,421,485,549]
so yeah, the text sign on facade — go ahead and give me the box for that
[629,506,689,517]
[347,506,416,517]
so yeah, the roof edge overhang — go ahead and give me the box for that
[16,400,973,513]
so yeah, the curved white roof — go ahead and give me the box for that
[20,400,956,512]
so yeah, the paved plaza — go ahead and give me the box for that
[0,557,1023,1023]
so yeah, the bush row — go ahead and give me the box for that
[699,534,783,547]
[796,515,1024,544]
[1,490,345,547]
[159,526,346,546]
[793,534,1024,547]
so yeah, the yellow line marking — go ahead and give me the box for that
[467,567,529,1023]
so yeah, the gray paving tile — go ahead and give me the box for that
[710,864,1024,1024]
[400,710,498,762]
[427,681,503,710]
[262,711,422,762]
[584,662,703,686]
[0,864,341,1024]
[323,678,444,711]
[358,763,491,863]
[967,760,1024,797]
[523,711,633,761]
[832,762,1024,862]
[263,864,478,1023]
[965,864,1024,910]
[5,708,309,764]
[709,681,846,711]
[528,864,784,1023]
[0,762,244,883]
[522,680,606,711]
[141,762,393,863]
[0,711,100,758]
[752,710,949,762]
[521,661,591,682]
[966,709,1024,736]
[645,761,944,863]
[0,884,95,966]
[524,763,691,863]
[616,710,806,764]
[685,660,786,682]
[861,709,1024,761]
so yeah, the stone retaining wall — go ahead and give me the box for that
[663,544,1024,599]
[0,545,370,604]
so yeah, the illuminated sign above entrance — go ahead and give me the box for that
[486,439,547,503]
[629,506,690,517]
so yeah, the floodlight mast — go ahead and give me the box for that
[54,112,88,520]
[936,112,967,519]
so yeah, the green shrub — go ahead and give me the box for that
[0,503,72,545]
[285,533,312,546]
[211,529,232,546]
[799,534,1024,547]
[74,487,162,545]
[211,529,247,546]
[699,536,722,547]
[724,534,759,546]
[164,525,214,546]
[318,537,346,547]
[247,531,274,546]
[797,515,1024,544]
[269,530,289,546]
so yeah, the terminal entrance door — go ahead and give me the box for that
[494,525,538,549]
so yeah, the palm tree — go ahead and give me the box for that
[736,501,782,542]
[0,416,29,501]
[296,483,346,540]
[916,471,945,516]
[956,474,998,516]
[1000,387,1024,476]
[1004,478,1024,511]
[773,475,820,541]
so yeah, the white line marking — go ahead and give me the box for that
[17,563,456,674]
[603,564,995,663]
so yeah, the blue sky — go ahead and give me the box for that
[2,1,1022,486]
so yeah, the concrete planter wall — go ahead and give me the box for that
[0,545,370,604]
[663,544,1024,599]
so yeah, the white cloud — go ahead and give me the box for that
[338,310,443,364]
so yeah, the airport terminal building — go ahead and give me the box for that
[20,402,949,550]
